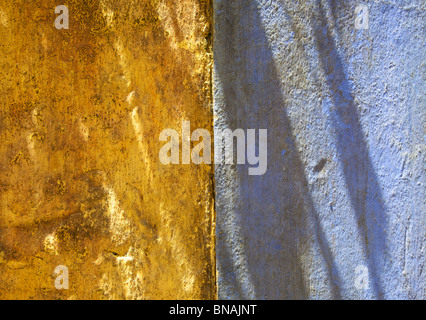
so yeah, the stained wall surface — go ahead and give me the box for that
[214,0,425,299]
[0,0,215,299]
[0,0,424,301]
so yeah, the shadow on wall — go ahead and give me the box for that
[214,0,339,299]
[214,0,387,299]
[312,0,388,299]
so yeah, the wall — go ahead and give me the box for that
[0,0,424,301]
[214,0,424,299]
[0,0,215,299]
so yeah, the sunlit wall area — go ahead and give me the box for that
[0,0,215,300]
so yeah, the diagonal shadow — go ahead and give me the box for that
[311,0,388,299]
[214,0,342,299]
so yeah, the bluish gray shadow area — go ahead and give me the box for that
[214,0,342,299]
[311,0,388,299]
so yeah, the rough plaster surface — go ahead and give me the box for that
[0,0,215,299]
[214,0,425,299]
[0,0,424,301]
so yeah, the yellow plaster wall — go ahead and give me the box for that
[0,0,215,300]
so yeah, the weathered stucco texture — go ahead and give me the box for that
[0,0,215,299]
[214,0,424,299]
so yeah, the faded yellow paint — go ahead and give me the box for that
[0,0,215,299]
